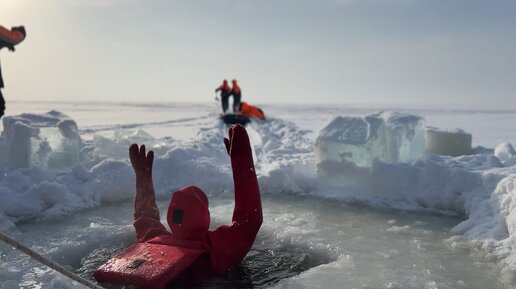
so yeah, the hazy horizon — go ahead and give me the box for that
[1,0,515,107]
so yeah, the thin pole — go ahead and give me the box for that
[0,231,105,289]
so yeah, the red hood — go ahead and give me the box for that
[167,186,210,241]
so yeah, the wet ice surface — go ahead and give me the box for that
[268,195,507,289]
[1,194,506,289]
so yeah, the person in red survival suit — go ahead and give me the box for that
[129,124,262,283]
[215,79,231,114]
[230,79,241,113]
[0,25,26,119]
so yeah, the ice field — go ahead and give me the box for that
[2,101,516,289]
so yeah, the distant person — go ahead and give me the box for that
[215,79,231,114]
[230,79,241,113]
[95,124,262,289]
[0,25,26,119]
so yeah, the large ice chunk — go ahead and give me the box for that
[1,111,82,170]
[425,127,472,157]
[315,111,425,186]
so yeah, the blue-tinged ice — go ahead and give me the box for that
[0,111,82,170]
[315,111,425,186]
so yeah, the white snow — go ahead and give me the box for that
[1,102,516,288]
[495,142,516,166]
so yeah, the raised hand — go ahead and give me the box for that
[224,124,254,171]
[129,144,166,240]
[223,126,262,250]
[129,144,154,179]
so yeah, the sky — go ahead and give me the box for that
[0,0,515,106]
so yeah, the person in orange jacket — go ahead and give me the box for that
[215,79,231,113]
[230,79,241,113]
[95,124,262,289]
[0,25,26,119]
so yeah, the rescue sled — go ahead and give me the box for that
[239,102,266,120]
[94,242,202,289]
[220,113,251,126]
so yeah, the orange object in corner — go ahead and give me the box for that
[239,102,266,120]
[0,26,26,45]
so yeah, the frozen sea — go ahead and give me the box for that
[1,100,516,289]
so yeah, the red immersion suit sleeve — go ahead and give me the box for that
[133,171,170,242]
[130,144,169,242]
[133,176,170,242]
[209,125,263,273]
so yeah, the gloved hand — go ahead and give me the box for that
[129,144,154,180]
[224,124,255,172]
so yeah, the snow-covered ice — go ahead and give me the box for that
[314,111,425,186]
[495,142,516,166]
[1,101,516,288]
[0,111,81,170]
